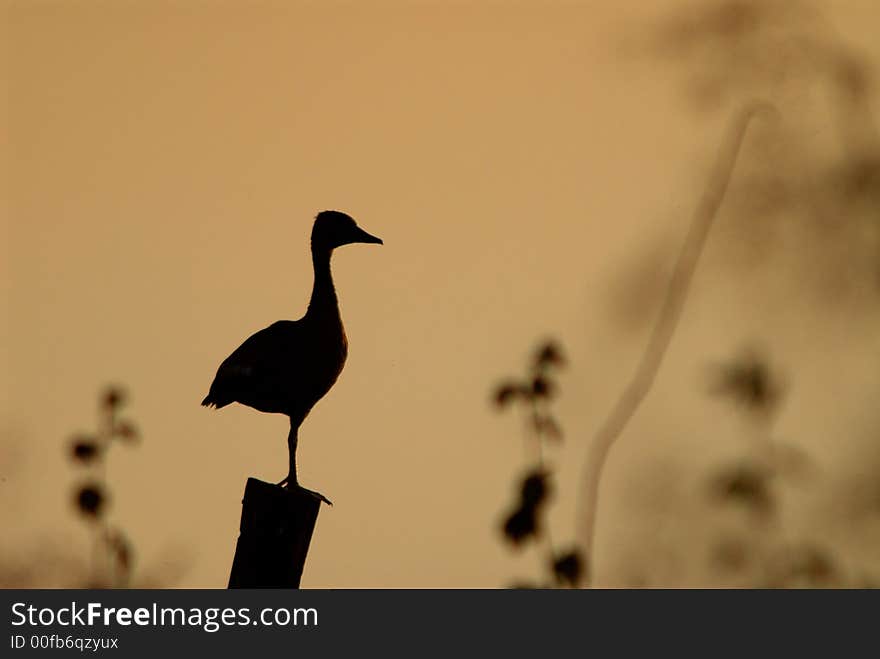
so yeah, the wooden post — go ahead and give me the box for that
[228,478,325,588]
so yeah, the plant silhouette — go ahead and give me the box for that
[68,385,141,588]
[494,341,584,588]
[1,385,188,588]
[704,349,876,587]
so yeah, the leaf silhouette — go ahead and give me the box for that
[104,529,134,573]
[75,483,107,519]
[711,462,774,514]
[533,415,563,441]
[70,437,100,463]
[534,341,565,369]
[552,550,585,587]
[531,376,554,399]
[493,382,523,409]
[521,471,550,508]
[113,420,140,443]
[502,506,538,546]
[102,386,127,411]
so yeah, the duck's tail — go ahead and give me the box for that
[201,392,229,409]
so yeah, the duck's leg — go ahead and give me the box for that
[276,420,299,487]
[277,419,332,505]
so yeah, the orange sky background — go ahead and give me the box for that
[4,1,880,587]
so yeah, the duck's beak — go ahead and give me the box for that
[353,226,383,245]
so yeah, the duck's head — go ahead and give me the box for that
[311,210,383,251]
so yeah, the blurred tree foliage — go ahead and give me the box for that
[495,0,879,588]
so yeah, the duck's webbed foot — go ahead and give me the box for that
[280,424,331,504]
[297,485,333,506]
[276,474,333,506]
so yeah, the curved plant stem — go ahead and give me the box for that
[576,103,777,585]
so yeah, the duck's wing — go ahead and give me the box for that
[201,321,301,411]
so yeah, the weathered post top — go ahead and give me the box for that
[228,478,326,589]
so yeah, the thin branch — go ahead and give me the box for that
[576,103,778,584]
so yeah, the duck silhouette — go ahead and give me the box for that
[202,210,382,501]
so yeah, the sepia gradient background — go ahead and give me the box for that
[3,0,880,587]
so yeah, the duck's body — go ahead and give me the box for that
[202,210,382,495]
[202,318,347,419]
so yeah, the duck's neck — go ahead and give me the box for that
[306,245,339,317]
